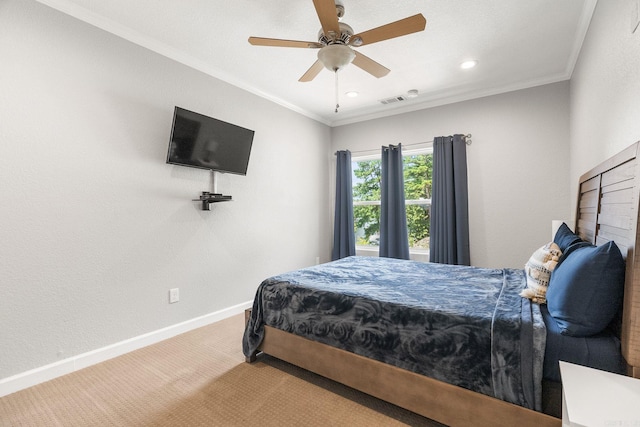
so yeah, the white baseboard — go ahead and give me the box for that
[0,301,253,398]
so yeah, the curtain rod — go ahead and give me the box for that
[336,134,472,155]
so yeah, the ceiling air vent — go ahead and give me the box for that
[379,95,407,105]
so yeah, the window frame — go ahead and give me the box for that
[351,147,433,256]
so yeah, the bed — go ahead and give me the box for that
[243,141,640,427]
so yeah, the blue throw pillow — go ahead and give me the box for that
[546,241,625,337]
[553,222,583,252]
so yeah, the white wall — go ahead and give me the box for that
[331,82,572,268]
[0,0,331,381]
[569,0,640,199]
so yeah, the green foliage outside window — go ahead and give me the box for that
[352,160,382,246]
[352,154,433,249]
[404,154,433,248]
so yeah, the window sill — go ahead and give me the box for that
[355,246,430,262]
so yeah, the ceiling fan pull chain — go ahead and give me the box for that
[335,70,340,113]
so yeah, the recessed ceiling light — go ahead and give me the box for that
[406,89,419,98]
[345,91,359,98]
[460,60,478,69]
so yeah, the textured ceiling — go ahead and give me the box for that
[35,0,597,126]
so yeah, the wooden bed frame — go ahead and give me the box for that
[246,141,640,427]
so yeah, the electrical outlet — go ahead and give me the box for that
[169,288,179,304]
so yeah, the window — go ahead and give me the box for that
[352,148,433,253]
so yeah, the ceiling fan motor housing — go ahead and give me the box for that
[317,22,354,45]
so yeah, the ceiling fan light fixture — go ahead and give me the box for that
[318,44,355,72]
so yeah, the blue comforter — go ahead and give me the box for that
[243,256,545,410]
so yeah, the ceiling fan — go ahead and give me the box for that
[248,0,427,83]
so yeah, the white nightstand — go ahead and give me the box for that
[560,361,640,427]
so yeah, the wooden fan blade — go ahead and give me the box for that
[350,14,426,47]
[313,0,341,40]
[352,51,390,78]
[299,60,325,82]
[248,37,323,49]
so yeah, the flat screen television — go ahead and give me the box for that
[167,107,254,175]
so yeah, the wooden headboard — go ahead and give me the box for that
[575,141,640,378]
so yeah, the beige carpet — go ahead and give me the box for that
[0,314,445,426]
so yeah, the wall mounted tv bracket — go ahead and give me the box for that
[193,191,232,210]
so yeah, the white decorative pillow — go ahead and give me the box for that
[521,242,563,304]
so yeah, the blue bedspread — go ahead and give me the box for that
[243,256,545,410]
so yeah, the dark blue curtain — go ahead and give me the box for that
[331,150,356,261]
[429,135,470,265]
[379,144,410,260]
